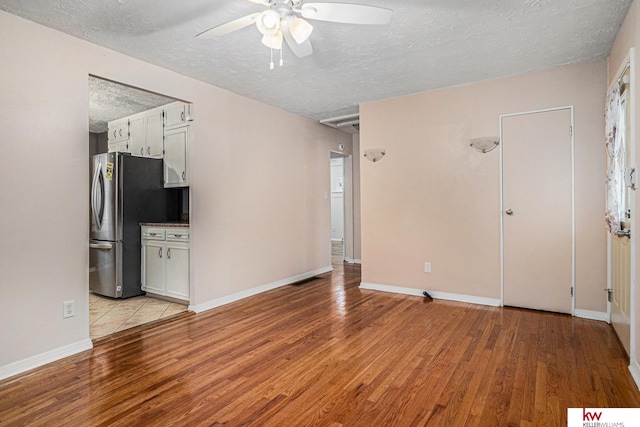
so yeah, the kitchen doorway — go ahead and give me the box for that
[88,76,192,340]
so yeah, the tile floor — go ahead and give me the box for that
[89,293,188,339]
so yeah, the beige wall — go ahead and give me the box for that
[360,61,607,312]
[608,0,640,382]
[0,10,350,371]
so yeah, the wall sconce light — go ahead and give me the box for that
[364,148,386,162]
[470,137,499,153]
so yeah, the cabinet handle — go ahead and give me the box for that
[182,171,186,181]
[147,146,151,155]
[141,147,144,155]
[149,232,157,236]
[113,130,117,138]
[167,248,171,259]
[159,247,162,258]
[181,111,185,122]
[119,129,122,137]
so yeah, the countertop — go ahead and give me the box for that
[140,222,190,228]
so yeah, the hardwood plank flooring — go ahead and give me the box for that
[1,264,639,426]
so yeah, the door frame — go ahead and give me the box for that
[330,151,354,263]
[499,106,576,315]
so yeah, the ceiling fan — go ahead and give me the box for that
[196,0,392,68]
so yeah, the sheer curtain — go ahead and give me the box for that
[605,83,626,234]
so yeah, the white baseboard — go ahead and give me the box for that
[0,338,93,382]
[360,282,425,297]
[629,360,640,391]
[574,309,609,322]
[189,266,334,314]
[359,282,501,307]
[344,258,362,264]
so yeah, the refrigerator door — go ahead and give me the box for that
[89,240,122,298]
[90,152,120,242]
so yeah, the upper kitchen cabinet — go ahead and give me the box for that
[128,115,145,157]
[146,110,164,158]
[164,125,189,188]
[107,119,130,153]
[106,100,193,188]
[164,102,193,130]
[125,108,164,159]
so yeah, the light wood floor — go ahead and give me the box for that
[1,264,639,426]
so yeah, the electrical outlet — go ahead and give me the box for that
[424,262,432,273]
[63,300,75,319]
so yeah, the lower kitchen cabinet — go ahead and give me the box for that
[143,240,165,295]
[165,244,189,299]
[141,226,189,301]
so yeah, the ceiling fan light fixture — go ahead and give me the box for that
[289,17,313,44]
[257,10,281,36]
[261,30,283,49]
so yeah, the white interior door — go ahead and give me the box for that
[502,108,573,314]
[330,156,345,242]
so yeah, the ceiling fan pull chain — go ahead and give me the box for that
[270,46,274,70]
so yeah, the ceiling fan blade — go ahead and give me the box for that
[282,24,313,58]
[300,3,392,25]
[196,13,260,39]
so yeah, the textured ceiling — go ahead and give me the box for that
[0,0,632,124]
[88,76,177,133]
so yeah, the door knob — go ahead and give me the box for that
[505,209,514,215]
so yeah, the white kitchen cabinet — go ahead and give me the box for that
[141,226,189,301]
[108,119,129,142]
[107,102,193,186]
[164,102,192,130]
[165,243,189,299]
[142,240,165,296]
[146,109,164,158]
[164,126,189,188]
[107,119,130,153]
[128,116,145,157]
[128,109,164,159]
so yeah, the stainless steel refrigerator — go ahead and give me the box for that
[90,152,176,298]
